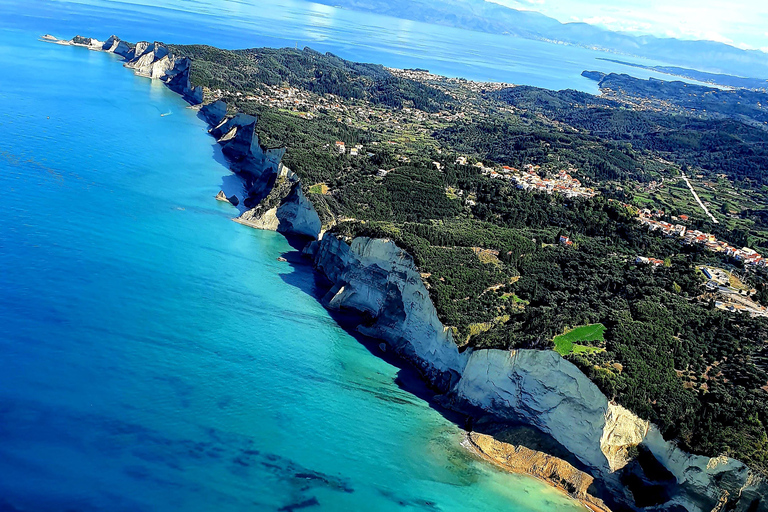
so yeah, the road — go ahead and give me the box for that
[681,174,719,224]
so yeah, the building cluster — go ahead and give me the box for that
[386,67,514,94]
[635,256,665,267]
[638,217,765,267]
[638,217,687,237]
[329,141,367,156]
[685,230,764,266]
[699,266,767,318]
[474,164,598,199]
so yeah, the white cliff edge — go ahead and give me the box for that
[307,234,767,512]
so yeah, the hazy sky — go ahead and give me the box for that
[489,0,768,51]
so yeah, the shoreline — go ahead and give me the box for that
[47,33,768,512]
[462,433,611,512]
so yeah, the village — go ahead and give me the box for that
[474,162,599,199]
[637,212,765,267]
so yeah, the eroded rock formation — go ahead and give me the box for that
[102,35,131,57]
[467,431,611,512]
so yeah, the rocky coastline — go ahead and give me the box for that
[48,34,767,512]
[465,431,611,512]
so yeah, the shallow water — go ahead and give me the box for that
[0,27,591,512]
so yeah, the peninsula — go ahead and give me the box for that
[48,34,768,512]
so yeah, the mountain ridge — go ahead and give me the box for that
[315,0,768,79]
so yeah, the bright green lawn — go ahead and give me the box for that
[553,323,606,356]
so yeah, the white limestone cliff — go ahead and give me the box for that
[312,236,469,387]
[236,172,321,239]
[200,99,228,126]
[308,233,767,511]
[102,35,131,57]
[125,41,172,78]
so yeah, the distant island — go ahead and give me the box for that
[596,58,768,91]
[49,34,768,512]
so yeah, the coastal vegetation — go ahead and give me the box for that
[552,324,606,356]
[173,43,768,473]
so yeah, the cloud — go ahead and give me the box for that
[486,0,768,50]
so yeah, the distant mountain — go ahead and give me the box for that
[317,0,768,79]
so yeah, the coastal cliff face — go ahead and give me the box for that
[202,111,321,238]
[307,233,767,512]
[61,35,204,104]
[68,33,321,239]
[235,165,322,239]
[54,36,766,511]
[102,35,131,57]
[308,236,468,389]
[456,349,639,474]
[199,99,227,126]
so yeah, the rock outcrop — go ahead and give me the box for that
[235,165,321,238]
[467,432,611,512]
[101,35,131,57]
[70,35,104,49]
[125,41,172,78]
[199,99,228,126]
[215,190,239,206]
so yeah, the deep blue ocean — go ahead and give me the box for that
[0,1,686,510]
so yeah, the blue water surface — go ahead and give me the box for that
[3,0,720,92]
[0,20,589,512]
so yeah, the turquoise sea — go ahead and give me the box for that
[0,10,597,512]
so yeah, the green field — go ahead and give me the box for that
[553,323,606,356]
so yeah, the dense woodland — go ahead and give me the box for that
[494,84,768,186]
[175,44,768,473]
[168,44,453,112]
